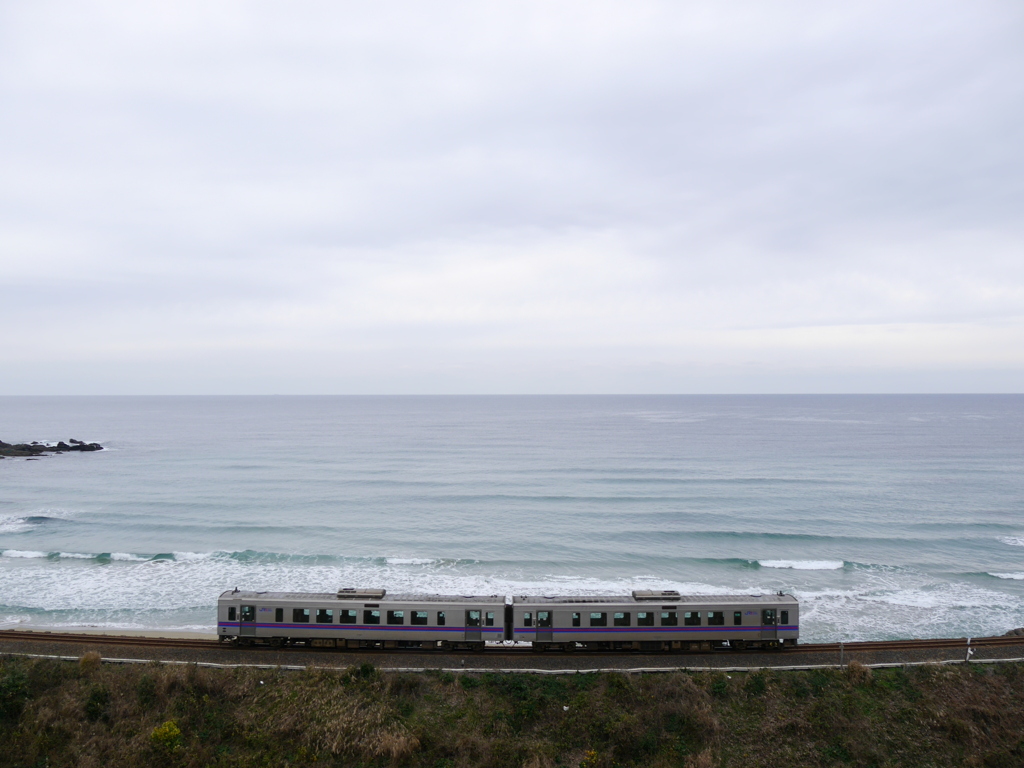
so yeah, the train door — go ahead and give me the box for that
[536,611,553,641]
[465,610,482,641]
[760,608,777,640]
[240,604,257,637]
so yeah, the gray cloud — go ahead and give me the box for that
[1,1,1022,393]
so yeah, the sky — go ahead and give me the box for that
[1,1,1022,394]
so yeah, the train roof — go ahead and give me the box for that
[218,590,797,606]
[218,590,505,603]
[512,593,798,605]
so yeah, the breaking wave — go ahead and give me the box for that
[758,560,845,570]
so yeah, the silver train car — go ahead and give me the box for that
[218,588,798,651]
[511,590,799,651]
[218,588,506,651]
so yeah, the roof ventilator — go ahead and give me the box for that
[631,590,681,600]
[337,588,386,600]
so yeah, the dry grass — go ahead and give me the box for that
[1,656,1023,767]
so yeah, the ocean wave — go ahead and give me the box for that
[629,411,711,424]
[0,548,484,566]
[0,511,76,534]
[997,536,1024,547]
[989,572,1024,580]
[758,560,845,570]
[173,551,214,561]
[110,553,149,562]
[0,517,34,534]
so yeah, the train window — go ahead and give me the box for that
[590,612,607,627]
[660,612,677,626]
[387,610,404,625]
[227,607,236,621]
[411,611,428,626]
[733,611,742,625]
[437,611,446,626]
[485,612,495,627]
[275,608,284,622]
[780,610,789,625]
[637,612,654,626]
[466,610,481,628]
[241,605,255,622]
[364,610,381,625]
[613,612,630,627]
[538,611,552,628]
[684,611,701,626]
[572,612,581,627]
[707,611,725,626]
[523,612,533,627]
[316,609,333,623]
[293,608,310,623]
[339,610,357,624]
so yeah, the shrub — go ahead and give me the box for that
[0,667,29,722]
[151,719,183,752]
[83,684,110,722]
[745,672,768,696]
[846,660,874,687]
[137,673,158,708]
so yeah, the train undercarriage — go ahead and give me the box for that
[224,636,796,652]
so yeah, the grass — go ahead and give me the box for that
[1,655,1023,767]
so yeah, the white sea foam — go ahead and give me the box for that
[0,517,33,534]
[1,550,48,558]
[998,536,1024,547]
[758,560,844,570]
[109,552,147,561]
[173,551,214,561]
[58,552,95,559]
[989,572,1024,580]
[1,549,1022,642]
[0,508,81,534]
[631,411,710,424]
[385,557,438,565]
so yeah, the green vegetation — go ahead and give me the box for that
[1,655,1023,767]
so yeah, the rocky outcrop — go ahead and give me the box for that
[0,438,104,458]
[1004,627,1024,637]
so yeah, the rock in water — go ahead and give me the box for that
[0,439,104,457]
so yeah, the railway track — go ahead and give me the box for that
[2,629,1022,656]
[0,630,222,650]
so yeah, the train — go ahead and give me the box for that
[218,588,799,651]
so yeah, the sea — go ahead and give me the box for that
[1,395,1022,643]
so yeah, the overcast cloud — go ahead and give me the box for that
[1,1,1022,393]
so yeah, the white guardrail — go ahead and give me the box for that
[3,650,1024,674]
